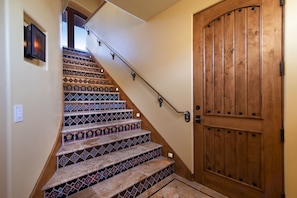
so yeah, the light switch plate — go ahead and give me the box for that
[14,104,23,123]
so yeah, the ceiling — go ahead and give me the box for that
[65,0,180,21]
[107,0,180,21]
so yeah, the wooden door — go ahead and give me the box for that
[193,0,283,197]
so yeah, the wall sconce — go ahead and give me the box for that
[115,88,119,92]
[136,113,141,118]
[100,68,104,73]
[24,24,46,62]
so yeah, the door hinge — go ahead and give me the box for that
[281,128,285,142]
[281,192,285,198]
[280,0,284,6]
[280,61,284,76]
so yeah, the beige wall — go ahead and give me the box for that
[2,0,63,197]
[284,0,297,197]
[86,0,223,172]
[0,0,9,197]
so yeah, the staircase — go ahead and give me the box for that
[42,48,175,198]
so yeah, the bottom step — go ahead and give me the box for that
[69,156,174,198]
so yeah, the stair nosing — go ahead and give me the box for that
[63,54,93,59]
[64,90,120,94]
[57,129,151,156]
[63,68,104,75]
[43,142,162,190]
[63,59,95,65]
[63,75,109,82]
[63,48,89,54]
[64,109,133,116]
[63,82,114,87]
[63,54,93,60]
[63,52,91,57]
[61,118,142,133]
[64,100,126,104]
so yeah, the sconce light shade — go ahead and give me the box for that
[24,24,46,62]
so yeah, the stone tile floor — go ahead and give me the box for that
[70,173,228,198]
[138,174,228,198]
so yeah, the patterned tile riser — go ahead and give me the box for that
[58,133,150,168]
[63,64,101,73]
[63,55,94,63]
[63,84,114,92]
[62,121,141,145]
[63,59,99,69]
[63,51,90,58]
[44,148,162,198]
[63,48,89,56]
[63,50,90,55]
[63,111,133,127]
[63,70,105,78]
[63,76,110,85]
[64,92,120,102]
[114,165,174,198]
[64,102,126,112]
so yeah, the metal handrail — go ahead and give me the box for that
[85,26,190,122]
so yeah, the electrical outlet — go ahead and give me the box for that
[168,152,174,158]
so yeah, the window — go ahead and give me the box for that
[74,14,87,51]
[62,11,68,47]
[62,8,87,51]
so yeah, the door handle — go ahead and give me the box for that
[195,115,201,123]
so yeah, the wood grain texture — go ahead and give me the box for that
[214,17,224,115]
[204,127,215,172]
[224,11,235,115]
[214,128,224,175]
[204,23,215,115]
[194,0,283,197]
[224,130,236,179]
[247,7,261,117]
[234,7,247,116]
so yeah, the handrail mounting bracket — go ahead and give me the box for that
[184,111,190,122]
